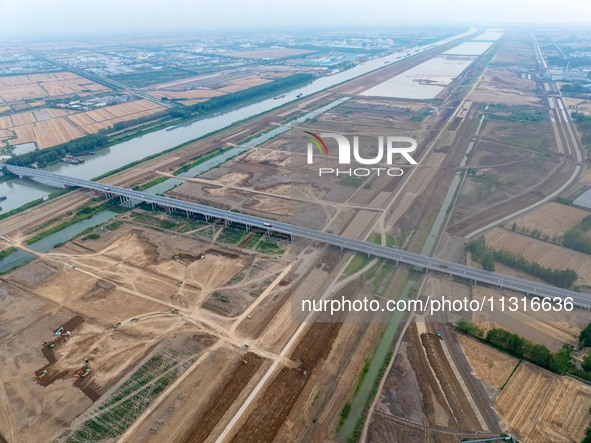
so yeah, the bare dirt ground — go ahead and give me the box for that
[469,68,540,105]
[1,33,511,443]
[123,346,269,443]
[0,275,214,443]
[495,362,591,442]
[0,220,289,442]
[227,317,345,443]
[372,321,485,434]
[492,36,537,67]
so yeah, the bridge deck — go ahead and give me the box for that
[2,163,589,308]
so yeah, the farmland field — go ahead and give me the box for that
[484,228,591,286]
[0,72,107,106]
[495,363,591,442]
[457,334,518,390]
[0,99,166,149]
[146,72,288,105]
[508,202,589,239]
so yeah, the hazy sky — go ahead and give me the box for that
[1,0,590,37]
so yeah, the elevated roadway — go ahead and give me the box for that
[3,163,589,309]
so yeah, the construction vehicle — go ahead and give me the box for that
[199,253,206,260]
[172,251,182,260]
[171,309,179,314]
[34,369,48,381]
[54,326,63,336]
[241,359,248,365]
[81,368,92,378]
[112,322,121,329]
[436,329,442,339]
[61,330,71,337]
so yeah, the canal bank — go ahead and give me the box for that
[0,96,350,274]
[338,141,469,441]
[0,27,476,214]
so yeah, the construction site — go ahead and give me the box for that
[0,23,590,443]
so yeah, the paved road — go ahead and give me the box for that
[465,43,584,239]
[3,163,590,308]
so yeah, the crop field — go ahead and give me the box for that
[484,228,591,286]
[457,334,518,391]
[0,99,165,149]
[146,88,224,102]
[508,202,589,239]
[0,72,107,107]
[10,116,85,148]
[495,363,591,442]
[74,99,166,133]
[146,72,287,105]
[470,285,590,350]
[564,97,591,117]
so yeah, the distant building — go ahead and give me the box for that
[547,68,565,81]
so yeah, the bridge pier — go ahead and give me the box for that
[0,163,581,308]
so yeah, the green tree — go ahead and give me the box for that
[580,323,591,348]
[481,254,495,271]
[550,346,572,374]
[457,319,484,338]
